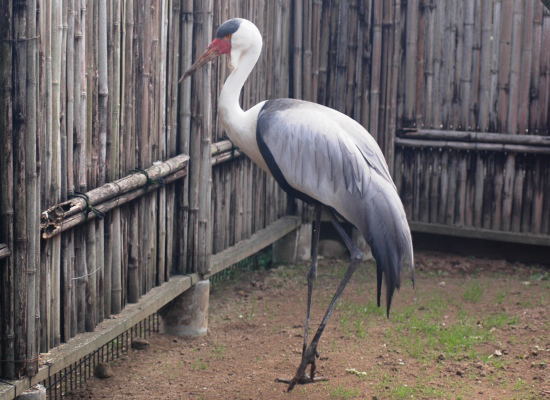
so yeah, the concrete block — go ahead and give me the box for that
[16,385,46,400]
[159,280,210,337]
[273,223,312,264]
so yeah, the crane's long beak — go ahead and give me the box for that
[178,45,221,83]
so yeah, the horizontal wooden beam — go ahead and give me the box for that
[399,128,550,147]
[205,216,301,278]
[0,243,10,260]
[396,137,550,154]
[0,273,199,400]
[410,222,550,247]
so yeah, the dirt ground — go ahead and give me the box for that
[66,251,549,400]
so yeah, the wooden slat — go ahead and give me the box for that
[0,273,198,400]
[411,221,550,246]
[205,216,301,278]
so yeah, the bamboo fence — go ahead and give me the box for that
[0,0,549,384]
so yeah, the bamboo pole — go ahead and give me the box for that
[42,156,189,238]
[399,128,550,146]
[197,0,213,275]
[395,138,550,154]
[63,0,76,341]
[0,0,14,379]
[41,154,189,227]
[177,0,193,274]
[49,0,64,351]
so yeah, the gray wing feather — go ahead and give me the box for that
[257,99,414,314]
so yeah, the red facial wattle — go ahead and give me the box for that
[210,38,231,55]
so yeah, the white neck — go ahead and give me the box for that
[218,45,261,126]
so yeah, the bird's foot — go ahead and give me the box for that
[276,347,327,391]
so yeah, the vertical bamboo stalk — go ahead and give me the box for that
[28,0,39,376]
[156,0,168,284]
[497,0,513,132]
[196,0,213,275]
[292,0,303,99]
[369,0,383,138]
[507,0,523,134]
[164,0,181,278]
[39,0,52,356]
[50,0,64,350]
[489,0,502,131]
[404,0,418,125]
[528,2,543,133]
[478,0,493,131]
[13,0,29,373]
[460,0,475,129]
[62,0,76,341]
[517,0,534,135]
[0,0,14,379]
[177,0,192,274]
[74,0,88,332]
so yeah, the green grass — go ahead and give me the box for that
[390,383,445,399]
[329,385,362,399]
[463,282,484,303]
[190,359,208,371]
[338,300,385,338]
[483,312,518,329]
[375,373,447,399]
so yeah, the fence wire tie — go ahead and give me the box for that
[130,168,164,186]
[68,191,105,220]
[72,264,102,281]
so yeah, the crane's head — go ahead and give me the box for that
[179,18,262,82]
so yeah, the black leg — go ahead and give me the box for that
[286,214,363,391]
[302,205,322,356]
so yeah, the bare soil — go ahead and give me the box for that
[66,251,549,400]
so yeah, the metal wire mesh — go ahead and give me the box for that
[210,247,273,287]
[43,314,160,400]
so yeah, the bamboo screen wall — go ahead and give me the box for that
[0,0,290,380]
[1,0,549,382]
[394,0,550,237]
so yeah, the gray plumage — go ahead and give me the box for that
[257,99,414,314]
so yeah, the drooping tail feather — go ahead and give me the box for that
[361,179,414,317]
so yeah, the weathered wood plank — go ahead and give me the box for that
[206,216,301,278]
[410,221,550,247]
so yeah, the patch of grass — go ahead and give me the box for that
[338,300,385,338]
[329,385,361,399]
[211,344,226,359]
[495,290,507,304]
[463,282,483,303]
[483,312,518,329]
[190,359,208,371]
[392,312,489,361]
[390,383,445,399]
